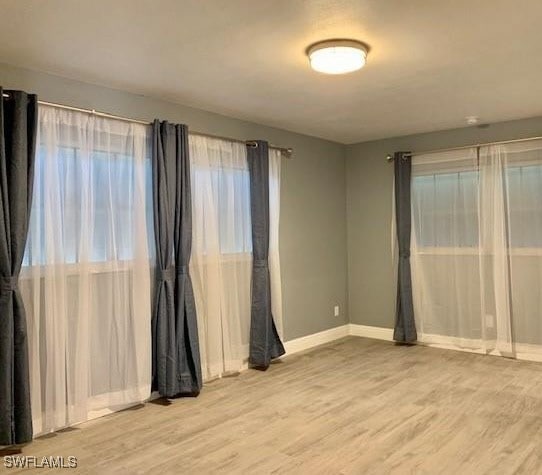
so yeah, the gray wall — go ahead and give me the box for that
[7,61,542,336]
[0,62,348,341]
[346,117,542,329]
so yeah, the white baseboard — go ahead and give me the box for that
[284,324,350,356]
[349,324,394,341]
[285,323,542,364]
[283,323,396,356]
[417,333,542,362]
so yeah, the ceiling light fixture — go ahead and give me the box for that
[307,39,369,75]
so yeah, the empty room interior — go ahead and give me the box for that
[2,1,542,473]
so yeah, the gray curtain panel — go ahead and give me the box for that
[151,120,202,397]
[393,151,417,342]
[247,140,285,369]
[0,89,37,445]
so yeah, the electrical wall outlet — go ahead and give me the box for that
[334,305,340,317]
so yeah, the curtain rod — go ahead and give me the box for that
[386,135,542,161]
[2,93,293,158]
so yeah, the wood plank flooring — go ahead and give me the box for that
[7,336,542,474]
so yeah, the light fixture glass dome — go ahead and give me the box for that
[307,40,368,75]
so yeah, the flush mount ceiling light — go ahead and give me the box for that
[307,39,369,75]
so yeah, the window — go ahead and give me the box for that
[24,129,152,267]
[412,147,542,251]
[190,138,252,258]
[412,171,479,248]
[192,165,252,255]
[506,164,542,248]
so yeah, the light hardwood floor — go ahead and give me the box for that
[8,336,542,474]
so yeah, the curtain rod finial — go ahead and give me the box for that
[386,154,393,161]
[282,148,293,158]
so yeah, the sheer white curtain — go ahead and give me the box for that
[189,136,283,380]
[411,139,542,360]
[410,148,482,348]
[21,105,152,436]
[499,140,542,358]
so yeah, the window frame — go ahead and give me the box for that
[412,160,542,257]
[23,130,153,269]
[190,153,253,258]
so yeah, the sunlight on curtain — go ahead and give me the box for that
[21,105,152,436]
[189,137,283,380]
[411,139,542,360]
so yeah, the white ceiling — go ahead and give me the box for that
[1,0,542,143]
